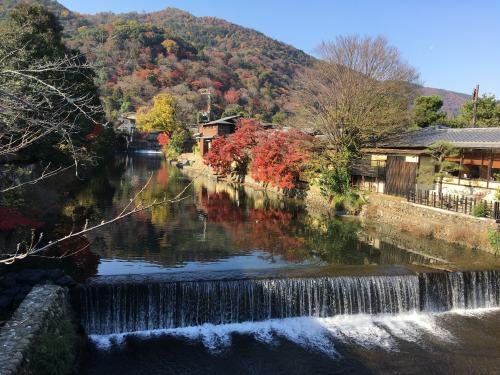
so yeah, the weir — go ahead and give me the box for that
[80,270,500,335]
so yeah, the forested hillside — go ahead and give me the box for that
[69,8,312,123]
[0,1,469,124]
[419,87,469,117]
[2,1,311,123]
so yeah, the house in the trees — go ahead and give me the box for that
[116,112,137,135]
[195,115,241,156]
[351,126,500,199]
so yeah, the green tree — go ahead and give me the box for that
[137,93,179,133]
[425,141,460,196]
[1,3,65,60]
[271,111,285,124]
[164,127,189,159]
[457,94,500,127]
[411,96,447,128]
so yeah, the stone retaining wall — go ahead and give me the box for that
[304,184,334,217]
[0,285,74,375]
[362,193,498,253]
[0,268,76,313]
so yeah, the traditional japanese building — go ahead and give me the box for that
[195,115,241,156]
[352,126,500,199]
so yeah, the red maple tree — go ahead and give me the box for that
[203,119,264,177]
[157,132,170,146]
[250,130,310,189]
[224,88,240,104]
[203,136,232,176]
[0,207,41,231]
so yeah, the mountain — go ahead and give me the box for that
[1,1,469,122]
[418,87,470,117]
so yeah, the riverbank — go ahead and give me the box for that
[362,193,499,254]
[0,285,78,375]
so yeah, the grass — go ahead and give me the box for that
[27,314,77,375]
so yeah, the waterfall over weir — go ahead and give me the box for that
[80,270,500,335]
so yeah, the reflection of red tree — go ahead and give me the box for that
[197,191,308,262]
[156,162,169,185]
[199,190,242,223]
[0,207,41,231]
[236,208,308,262]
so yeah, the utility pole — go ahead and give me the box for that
[198,88,212,123]
[472,84,479,127]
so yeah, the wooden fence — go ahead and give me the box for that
[406,190,500,221]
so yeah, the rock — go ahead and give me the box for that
[0,295,13,309]
[16,269,46,285]
[13,292,27,303]
[45,269,65,281]
[54,275,75,287]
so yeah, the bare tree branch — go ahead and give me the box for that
[0,50,103,165]
[0,163,75,193]
[0,174,195,265]
[289,35,419,156]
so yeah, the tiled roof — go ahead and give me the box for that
[379,126,500,149]
[203,115,241,126]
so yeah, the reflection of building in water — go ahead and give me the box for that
[363,235,434,265]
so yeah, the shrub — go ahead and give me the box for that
[472,202,489,218]
[192,142,200,157]
[29,318,77,375]
[488,229,500,254]
[166,127,189,159]
[318,165,350,198]
[332,191,365,215]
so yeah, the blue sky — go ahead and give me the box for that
[59,0,500,97]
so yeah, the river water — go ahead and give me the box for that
[78,155,497,276]
[77,155,500,374]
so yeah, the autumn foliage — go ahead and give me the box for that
[251,130,310,189]
[203,119,264,177]
[0,207,41,231]
[197,191,307,261]
[157,132,170,146]
[204,119,309,189]
[224,88,240,104]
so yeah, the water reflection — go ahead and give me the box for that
[66,156,436,277]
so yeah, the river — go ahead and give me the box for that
[75,155,500,374]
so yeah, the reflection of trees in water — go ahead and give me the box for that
[301,218,379,264]
[197,190,313,263]
[45,235,99,282]
[62,157,431,277]
[196,189,416,266]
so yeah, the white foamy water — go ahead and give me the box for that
[449,307,500,316]
[89,310,484,356]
